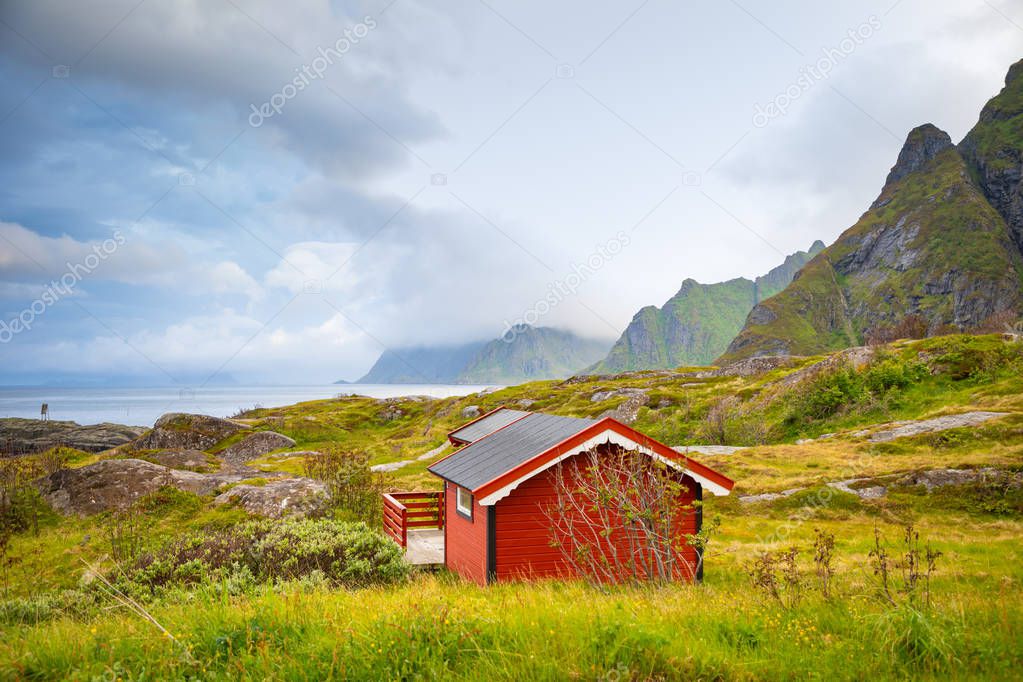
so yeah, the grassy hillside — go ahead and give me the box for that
[590,242,824,373]
[2,335,1022,679]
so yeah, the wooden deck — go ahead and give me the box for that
[383,491,445,567]
[405,528,444,566]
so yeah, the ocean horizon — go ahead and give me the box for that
[0,384,499,427]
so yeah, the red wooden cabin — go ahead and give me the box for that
[386,407,734,585]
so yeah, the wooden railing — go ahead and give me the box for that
[382,491,444,549]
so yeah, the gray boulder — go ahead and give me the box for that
[0,418,146,454]
[219,431,296,462]
[39,459,244,515]
[134,413,249,451]
[213,478,328,518]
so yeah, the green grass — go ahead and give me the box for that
[2,511,1021,680]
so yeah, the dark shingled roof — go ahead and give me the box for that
[431,412,596,491]
[448,408,531,444]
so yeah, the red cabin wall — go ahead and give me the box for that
[492,452,700,582]
[443,480,489,585]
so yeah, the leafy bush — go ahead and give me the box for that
[900,478,1023,516]
[923,336,1023,381]
[124,518,408,592]
[862,357,928,394]
[0,589,101,626]
[785,354,928,428]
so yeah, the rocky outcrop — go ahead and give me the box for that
[696,355,802,379]
[134,413,248,451]
[739,488,803,504]
[219,431,295,462]
[597,388,650,424]
[742,467,1021,504]
[828,467,1021,500]
[213,478,328,518]
[858,411,1007,442]
[0,418,146,454]
[873,124,953,202]
[38,459,245,515]
[960,59,1023,255]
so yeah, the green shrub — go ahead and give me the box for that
[0,589,101,626]
[786,354,928,428]
[863,357,928,394]
[789,364,865,423]
[123,518,408,591]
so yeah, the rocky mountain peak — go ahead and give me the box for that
[883,124,953,188]
[976,58,1023,124]
[1006,58,1023,88]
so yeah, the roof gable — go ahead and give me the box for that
[473,418,735,505]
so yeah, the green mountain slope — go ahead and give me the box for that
[588,243,824,373]
[354,326,610,385]
[720,62,1023,363]
[457,325,611,384]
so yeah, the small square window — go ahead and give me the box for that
[456,486,473,519]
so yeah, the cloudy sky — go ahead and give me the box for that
[0,0,1021,385]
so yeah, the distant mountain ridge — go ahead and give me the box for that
[355,342,487,384]
[353,325,611,384]
[720,59,1023,363]
[586,241,825,374]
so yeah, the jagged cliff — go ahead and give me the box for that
[720,61,1023,362]
[587,242,824,373]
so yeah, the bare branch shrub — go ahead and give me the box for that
[698,397,770,446]
[543,445,707,585]
[747,548,801,608]
[813,528,836,599]
[868,523,942,608]
[303,447,385,525]
[104,505,144,564]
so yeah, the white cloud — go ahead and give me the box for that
[264,241,360,294]
[0,220,262,301]
[1,307,377,383]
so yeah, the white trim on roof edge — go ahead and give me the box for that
[476,428,731,506]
